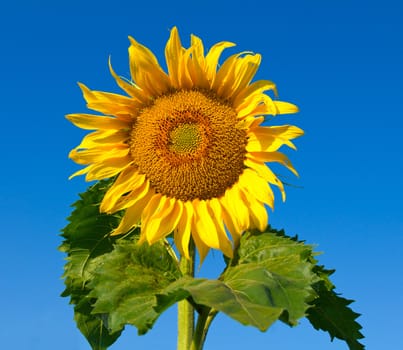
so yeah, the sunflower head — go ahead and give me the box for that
[67,27,303,262]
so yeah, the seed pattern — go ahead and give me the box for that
[130,90,247,201]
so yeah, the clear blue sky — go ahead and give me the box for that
[1,0,402,349]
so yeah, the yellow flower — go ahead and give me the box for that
[67,27,303,261]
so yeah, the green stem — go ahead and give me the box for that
[177,242,195,350]
[191,307,218,350]
[164,239,179,263]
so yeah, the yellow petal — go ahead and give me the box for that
[66,114,131,131]
[78,83,138,117]
[207,198,233,258]
[192,199,231,255]
[228,54,261,101]
[247,125,304,152]
[143,196,181,244]
[205,41,235,83]
[165,26,184,88]
[239,188,268,232]
[190,34,205,65]
[245,156,284,201]
[192,200,219,248]
[233,79,278,108]
[212,52,240,93]
[187,34,209,89]
[215,53,261,100]
[108,58,147,103]
[222,186,249,232]
[111,190,154,236]
[111,180,150,212]
[85,157,132,181]
[273,101,299,114]
[70,158,130,182]
[219,198,241,245]
[68,164,94,179]
[174,201,193,259]
[179,48,195,89]
[250,151,299,177]
[77,130,129,149]
[157,199,183,241]
[237,95,299,119]
[236,116,264,130]
[190,201,210,265]
[100,170,145,212]
[128,36,170,95]
[68,145,129,165]
[141,193,164,227]
[239,169,274,207]
[78,82,135,106]
[237,93,277,118]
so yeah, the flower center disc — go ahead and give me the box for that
[169,123,202,154]
[130,90,247,201]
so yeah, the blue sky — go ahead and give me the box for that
[1,0,402,349]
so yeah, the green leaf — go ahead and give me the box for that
[60,179,128,349]
[60,179,124,295]
[89,238,181,335]
[307,267,365,350]
[74,297,122,350]
[157,229,317,331]
[158,274,284,331]
[232,229,318,325]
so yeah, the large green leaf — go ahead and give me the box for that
[233,230,318,325]
[250,228,365,348]
[157,274,284,331]
[74,296,122,350]
[60,179,124,295]
[157,229,317,331]
[307,266,365,350]
[60,179,126,349]
[89,238,181,335]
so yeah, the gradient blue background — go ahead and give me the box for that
[1,0,402,349]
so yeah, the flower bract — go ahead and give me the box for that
[67,27,303,261]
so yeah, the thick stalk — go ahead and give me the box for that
[191,308,218,350]
[177,243,195,350]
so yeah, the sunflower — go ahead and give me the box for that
[67,27,303,261]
